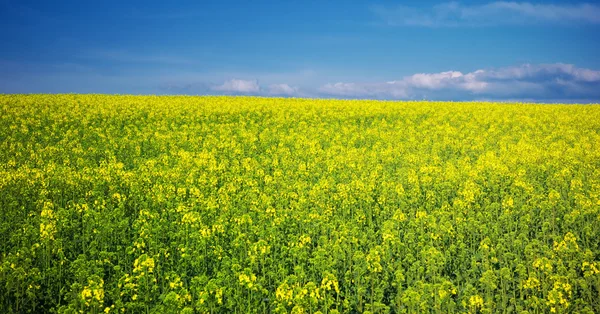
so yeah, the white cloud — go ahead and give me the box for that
[211,79,261,93]
[403,71,488,91]
[319,63,600,101]
[267,83,299,96]
[371,2,600,27]
[319,82,410,98]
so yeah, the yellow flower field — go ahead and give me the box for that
[1,94,599,313]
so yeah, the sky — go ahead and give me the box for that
[1,0,599,102]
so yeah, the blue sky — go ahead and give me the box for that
[1,0,599,101]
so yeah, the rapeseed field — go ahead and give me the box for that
[1,94,599,313]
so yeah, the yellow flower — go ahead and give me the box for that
[469,295,484,309]
[553,232,579,252]
[81,287,92,300]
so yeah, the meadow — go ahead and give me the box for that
[1,94,599,313]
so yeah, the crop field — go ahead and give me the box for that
[1,94,599,313]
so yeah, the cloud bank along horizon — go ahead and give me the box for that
[194,63,600,102]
